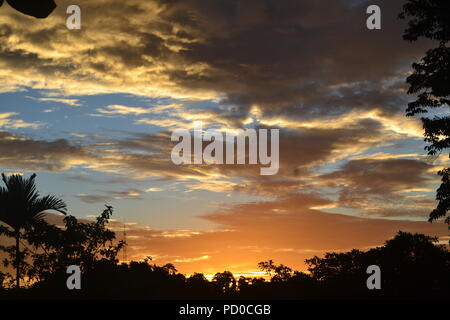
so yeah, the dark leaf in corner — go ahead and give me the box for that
[5,0,56,19]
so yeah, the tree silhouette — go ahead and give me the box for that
[0,270,4,290]
[0,173,66,288]
[212,271,236,294]
[380,231,449,293]
[399,0,450,226]
[258,260,293,282]
[305,231,449,298]
[0,0,56,19]
[25,205,125,281]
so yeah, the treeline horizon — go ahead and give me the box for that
[1,213,449,299]
[0,173,449,300]
[1,230,449,300]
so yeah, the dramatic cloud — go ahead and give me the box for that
[0,0,431,124]
[0,0,446,277]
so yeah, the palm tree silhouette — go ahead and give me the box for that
[0,0,56,19]
[0,173,67,288]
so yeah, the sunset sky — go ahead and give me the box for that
[0,0,448,277]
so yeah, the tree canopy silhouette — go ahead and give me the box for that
[399,0,450,225]
[25,205,125,282]
[212,271,237,294]
[0,173,66,288]
[0,0,56,18]
[0,204,125,288]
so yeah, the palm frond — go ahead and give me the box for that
[0,173,67,230]
[30,195,67,219]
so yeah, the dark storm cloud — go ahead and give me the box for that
[0,129,221,183]
[317,158,438,216]
[322,158,433,194]
[0,131,90,171]
[75,194,111,204]
[154,0,429,119]
[1,0,430,121]
[76,188,144,203]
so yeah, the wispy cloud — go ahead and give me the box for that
[0,112,43,129]
[30,97,83,107]
[96,105,153,115]
[145,187,163,192]
[174,255,210,263]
